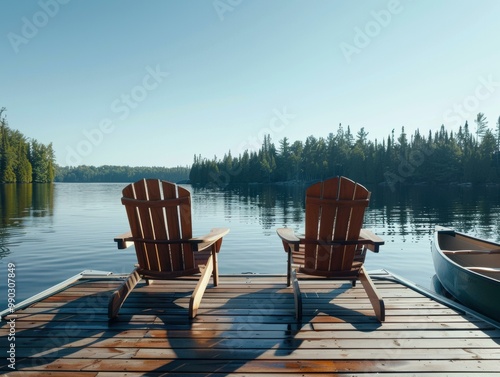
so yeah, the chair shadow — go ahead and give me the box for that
[0,279,125,371]
[298,282,383,331]
[115,278,384,374]
[5,271,500,375]
[9,276,485,375]
[141,283,304,374]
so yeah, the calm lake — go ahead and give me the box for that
[1,181,500,309]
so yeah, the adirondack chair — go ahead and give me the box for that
[276,176,385,321]
[108,179,229,319]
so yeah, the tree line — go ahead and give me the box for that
[189,113,500,190]
[4,105,500,188]
[0,108,190,184]
[55,165,190,183]
[0,108,55,183]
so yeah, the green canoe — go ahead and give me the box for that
[432,227,500,323]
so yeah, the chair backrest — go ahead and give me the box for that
[121,179,196,274]
[304,176,370,274]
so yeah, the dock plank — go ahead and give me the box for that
[1,274,500,375]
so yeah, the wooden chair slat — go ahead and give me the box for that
[161,181,183,271]
[176,184,195,270]
[123,182,150,269]
[338,179,367,270]
[129,180,156,271]
[304,181,324,271]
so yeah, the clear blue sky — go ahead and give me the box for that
[1,0,500,167]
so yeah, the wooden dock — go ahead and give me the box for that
[1,271,500,376]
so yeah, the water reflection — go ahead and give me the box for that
[192,183,500,243]
[0,184,54,257]
[1,183,498,246]
[193,183,308,231]
[186,183,500,288]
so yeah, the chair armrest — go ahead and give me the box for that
[114,228,230,251]
[277,228,301,251]
[114,231,134,249]
[190,227,230,252]
[359,229,384,253]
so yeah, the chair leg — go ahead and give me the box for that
[212,246,219,287]
[189,254,214,319]
[287,250,292,287]
[358,266,385,322]
[291,269,302,320]
[108,268,141,319]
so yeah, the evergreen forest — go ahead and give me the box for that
[189,113,500,190]
[0,108,55,183]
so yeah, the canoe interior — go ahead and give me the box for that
[437,231,500,251]
[437,232,500,281]
[444,252,500,268]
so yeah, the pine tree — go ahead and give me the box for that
[474,112,488,142]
